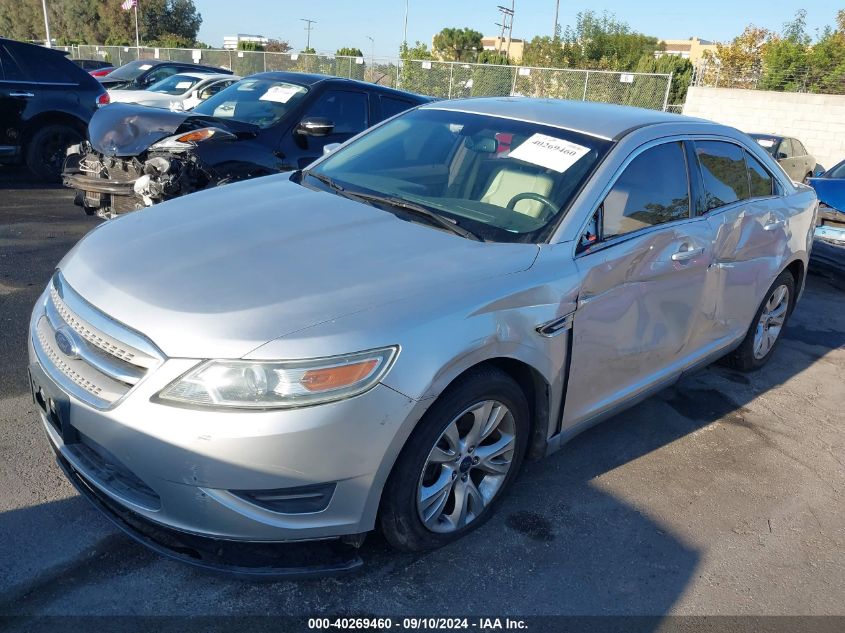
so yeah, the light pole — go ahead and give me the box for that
[553,0,560,38]
[301,18,316,52]
[403,0,409,47]
[366,35,374,67]
[41,0,52,47]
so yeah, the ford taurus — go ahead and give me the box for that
[29,98,817,574]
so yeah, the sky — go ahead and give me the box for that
[194,0,843,58]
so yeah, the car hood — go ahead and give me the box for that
[59,175,540,359]
[89,103,258,157]
[809,177,845,212]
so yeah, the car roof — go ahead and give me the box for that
[247,71,432,101]
[420,97,711,140]
[169,72,236,80]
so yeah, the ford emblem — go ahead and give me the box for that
[54,327,80,360]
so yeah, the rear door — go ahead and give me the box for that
[0,43,40,161]
[777,138,799,181]
[694,139,789,341]
[564,139,716,426]
[791,139,813,181]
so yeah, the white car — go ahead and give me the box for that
[108,72,240,111]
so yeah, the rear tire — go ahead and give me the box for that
[379,367,529,552]
[803,172,813,184]
[25,124,83,182]
[723,270,796,372]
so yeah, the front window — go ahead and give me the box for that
[146,74,202,95]
[192,79,309,129]
[308,108,611,243]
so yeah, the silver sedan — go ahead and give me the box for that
[28,98,817,569]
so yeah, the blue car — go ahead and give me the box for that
[808,161,845,281]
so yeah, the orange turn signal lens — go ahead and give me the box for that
[176,128,216,143]
[300,359,379,393]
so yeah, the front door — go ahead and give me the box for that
[292,88,370,168]
[564,140,715,427]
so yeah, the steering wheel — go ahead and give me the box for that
[505,192,559,219]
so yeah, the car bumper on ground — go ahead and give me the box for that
[27,283,419,560]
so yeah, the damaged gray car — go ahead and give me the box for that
[63,72,430,218]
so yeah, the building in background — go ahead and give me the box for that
[223,34,269,50]
[655,37,716,65]
[481,36,524,63]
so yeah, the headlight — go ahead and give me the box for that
[156,346,399,409]
[149,127,235,152]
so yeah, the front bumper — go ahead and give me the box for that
[28,288,419,547]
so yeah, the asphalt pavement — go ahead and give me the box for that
[1,166,843,619]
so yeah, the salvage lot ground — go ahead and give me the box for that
[0,166,843,617]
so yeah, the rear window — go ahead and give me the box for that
[694,141,750,211]
[0,45,25,81]
[9,44,84,83]
[745,151,775,198]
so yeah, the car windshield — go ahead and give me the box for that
[146,74,203,95]
[105,60,159,81]
[309,108,612,243]
[191,79,309,128]
[750,135,779,156]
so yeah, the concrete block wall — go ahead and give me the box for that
[682,86,845,171]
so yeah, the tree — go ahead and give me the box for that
[703,25,770,89]
[760,11,810,91]
[265,39,292,53]
[432,27,482,62]
[336,47,364,57]
[562,11,659,70]
[238,41,264,51]
[0,0,202,46]
[805,10,845,93]
[521,36,566,68]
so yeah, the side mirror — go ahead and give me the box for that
[776,152,788,160]
[296,117,335,137]
[323,142,342,156]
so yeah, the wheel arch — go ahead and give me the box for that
[784,257,806,300]
[22,111,88,150]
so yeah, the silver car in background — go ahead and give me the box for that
[28,98,817,574]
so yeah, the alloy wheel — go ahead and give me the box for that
[416,399,516,533]
[753,284,789,359]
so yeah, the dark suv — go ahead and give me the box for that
[0,38,108,180]
[99,59,232,90]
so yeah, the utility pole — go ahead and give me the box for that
[366,35,374,67]
[134,0,141,49]
[553,0,560,38]
[495,3,514,59]
[301,18,316,51]
[41,0,52,47]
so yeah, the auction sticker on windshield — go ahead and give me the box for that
[756,138,776,148]
[259,84,304,104]
[510,134,590,173]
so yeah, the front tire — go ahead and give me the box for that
[25,124,83,182]
[723,270,796,372]
[380,367,529,552]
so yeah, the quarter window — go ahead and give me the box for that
[379,95,414,119]
[695,141,750,211]
[745,151,775,198]
[601,141,690,239]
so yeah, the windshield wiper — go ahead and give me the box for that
[304,170,345,192]
[344,191,482,241]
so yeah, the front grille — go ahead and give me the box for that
[33,273,164,409]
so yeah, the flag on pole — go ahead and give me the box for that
[121,0,137,11]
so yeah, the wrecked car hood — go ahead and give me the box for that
[88,103,257,157]
[58,175,539,358]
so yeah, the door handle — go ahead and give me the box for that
[671,246,704,262]
[764,219,785,231]
[9,91,35,98]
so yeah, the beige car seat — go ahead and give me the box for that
[480,168,555,218]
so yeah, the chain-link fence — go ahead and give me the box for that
[692,58,845,94]
[62,44,673,110]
